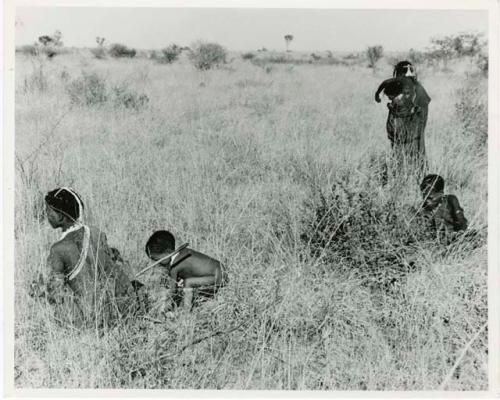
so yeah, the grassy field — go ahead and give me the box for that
[14,50,488,390]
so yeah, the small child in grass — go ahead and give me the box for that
[145,230,225,312]
[419,174,468,232]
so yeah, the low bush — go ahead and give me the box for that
[66,72,149,110]
[188,41,227,70]
[112,84,149,110]
[66,72,108,106]
[241,52,255,60]
[300,163,433,291]
[157,44,182,64]
[109,43,137,58]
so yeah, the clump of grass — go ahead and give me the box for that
[66,71,108,106]
[156,44,182,64]
[112,84,149,110]
[300,161,430,291]
[241,52,255,61]
[66,72,149,109]
[455,75,488,147]
[22,59,48,93]
[109,43,137,58]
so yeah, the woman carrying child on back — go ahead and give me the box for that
[375,61,431,177]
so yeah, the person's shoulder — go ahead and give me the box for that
[444,194,463,208]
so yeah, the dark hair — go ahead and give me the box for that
[145,230,175,256]
[393,60,416,78]
[420,174,445,193]
[45,187,84,221]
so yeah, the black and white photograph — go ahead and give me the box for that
[4,0,499,394]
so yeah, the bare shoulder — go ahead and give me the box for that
[446,194,462,207]
[445,195,466,215]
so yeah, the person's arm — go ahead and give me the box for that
[448,195,468,231]
[169,263,187,289]
[375,78,395,103]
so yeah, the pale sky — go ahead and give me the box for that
[15,8,488,52]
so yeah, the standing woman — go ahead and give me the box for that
[375,61,431,176]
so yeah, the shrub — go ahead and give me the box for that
[66,72,108,106]
[112,84,149,110]
[300,164,433,292]
[188,41,227,70]
[157,44,182,64]
[311,53,321,61]
[241,52,255,60]
[109,43,136,58]
[366,45,384,68]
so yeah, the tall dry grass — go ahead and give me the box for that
[14,52,487,389]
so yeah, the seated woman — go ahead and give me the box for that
[39,187,137,328]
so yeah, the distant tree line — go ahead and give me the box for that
[16,29,487,75]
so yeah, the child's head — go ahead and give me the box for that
[420,174,445,195]
[420,174,445,209]
[44,187,84,228]
[145,230,176,263]
[383,79,404,100]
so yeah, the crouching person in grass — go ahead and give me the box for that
[144,230,225,314]
[419,174,468,233]
[34,187,138,328]
[415,174,486,248]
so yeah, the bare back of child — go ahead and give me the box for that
[145,231,225,313]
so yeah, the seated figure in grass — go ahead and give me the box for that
[38,187,139,327]
[419,174,468,233]
[145,230,225,313]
